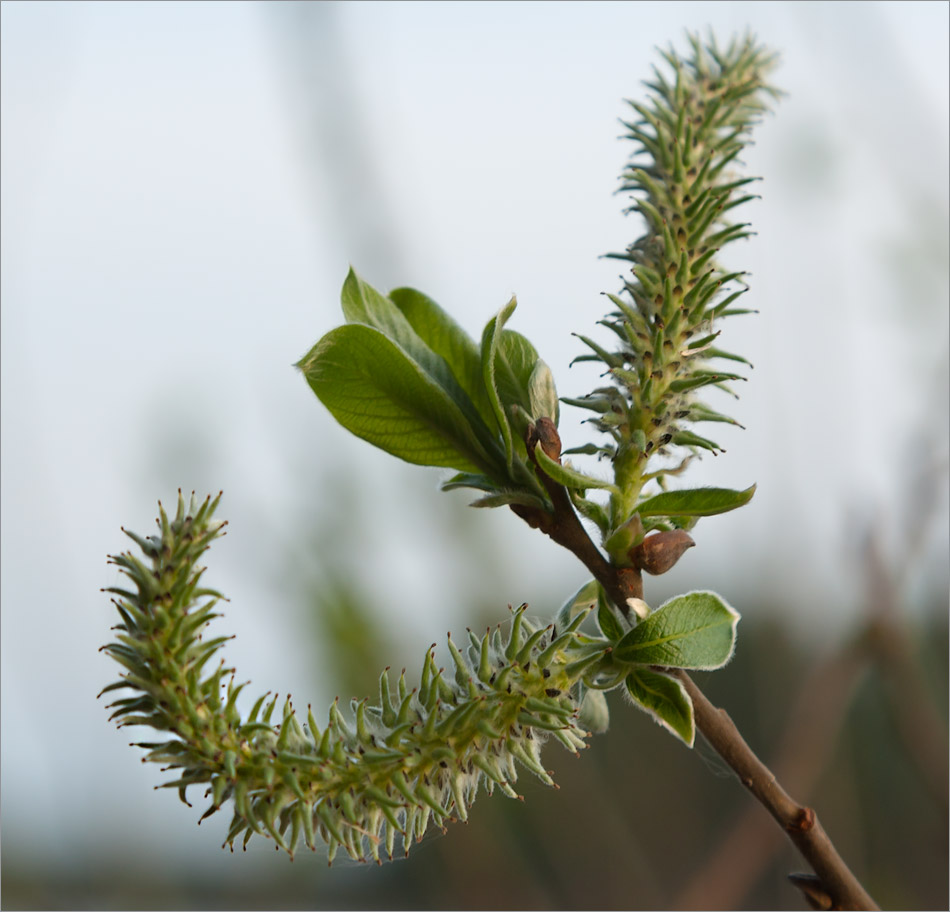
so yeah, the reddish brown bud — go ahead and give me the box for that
[630,530,695,575]
[528,417,562,461]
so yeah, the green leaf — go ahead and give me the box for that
[482,300,558,455]
[625,668,695,746]
[533,444,619,493]
[498,328,542,414]
[578,687,610,735]
[340,270,458,388]
[554,580,600,631]
[527,359,559,423]
[636,485,755,517]
[320,270,507,466]
[614,590,739,669]
[388,285,497,430]
[440,472,499,494]
[568,490,611,533]
[603,515,642,558]
[468,491,548,510]
[507,403,534,446]
[298,324,503,474]
[481,297,519,472]
[596,588,625,642]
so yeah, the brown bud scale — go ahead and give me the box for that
[630,529,695,575]
[530,417,562,461]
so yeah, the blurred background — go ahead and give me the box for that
[2,1,947,909]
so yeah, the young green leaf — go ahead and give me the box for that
[614,590,739,669]
[568,490,612,534]
[527,359,559,423]
[340,267,411,334]
[554,579,601,631]
[481,297,519,471]
[304,270,516,476]
[596,588,626,642]
[636,485,756,517]
[340,270,479,410]
[498,328,544,417]
[533,444,619,493]
[298,324,504,475]
[389,285,497,430]
[440,472,500,494]
[578,687,610,735]
[468,491,549,510]
[625,668,695,746]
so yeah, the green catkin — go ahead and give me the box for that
[594,33,780,532]
[101,491,612,863]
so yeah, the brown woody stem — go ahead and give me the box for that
[675,670,878,910]
[510,456,878,910]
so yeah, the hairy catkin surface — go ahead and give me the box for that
[101,492,610,863]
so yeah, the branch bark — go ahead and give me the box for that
[511,453,879,910]
[672,641,871,910]
[675,670,878,911]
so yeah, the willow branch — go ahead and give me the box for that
[673,640,870,910]
[511,475,878,911]
[675,670,878,911]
